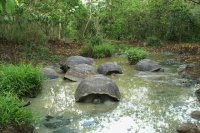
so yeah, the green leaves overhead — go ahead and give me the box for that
[0,0,18,13]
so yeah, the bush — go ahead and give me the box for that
[0,64,43,97]
[81,43,114,58]
[126,48,149,64]
[114,44,131,54]
[0,93,34,127]
[88,35,103,45]
[146,36,161,46]
[81,43,94,57]
[93,44,114,58]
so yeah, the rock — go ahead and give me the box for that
[64,64,96,82]
[97,62,122,75]
[176,124,200,133]
[135,59,164,72]
[59,56,94,73]
[43,116,71,129]
[81,118,96,128]
[191,111,200,120]
[41,67,59,79]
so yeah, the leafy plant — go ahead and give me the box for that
[0,93,34,127]
[0,64,43,97]
[146,36,161,46]
[0,0,18,13]
[88,35,103,46]
[126,48,149,64]
[114,44,131,54]
[93,44,114,58]
[81,43,114,58]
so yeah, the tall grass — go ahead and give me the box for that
[0,93,35,128]
[81,43,114,58]
[0,64,43,97]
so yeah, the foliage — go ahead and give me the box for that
[93,44,114,58]
[88,35,103,45]
[146,36,161,46]
[0,64,43,97]
[98,0,200,42]
[126,48,149,64]
[0,0,18,13]
[0,93,34,127]
[81,43,114,58]
[1,0,200,53]
[114,44,131,54]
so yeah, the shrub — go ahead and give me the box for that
[114,44,131,54]
[93,44,114,58]
[0,64,43,97]
[0,93,34,127]
[88,35,103,45]
[81,43,94,57]
[81,43,114,58]
[126,48,149,64]
[146,36,161,46]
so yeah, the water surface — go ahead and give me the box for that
[29,55,200,133]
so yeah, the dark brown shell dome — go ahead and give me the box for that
[75,75,121,103]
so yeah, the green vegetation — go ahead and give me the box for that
[0,64,43,97]
[146,36,162,47]
[1,0,200,46]
[126,48,149,64]
[0,93,34,128]
[82,43,114,58]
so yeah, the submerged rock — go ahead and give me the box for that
[75,75,121,103]
[43,116,71,129]
[176,124,200,133]
[135,59,164,72]
[59,56,94,73]
[97,62,122,75]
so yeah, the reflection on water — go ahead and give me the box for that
[29,56,200,133]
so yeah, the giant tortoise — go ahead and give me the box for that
[59,56,94,73]
[97,62,122,75]
[64,64,96,82]
[75,75,121,103]
[135,59,164,72]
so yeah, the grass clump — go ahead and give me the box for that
[114,44,131,54]
[0,64,43,97]
[146,36,161,46]
[81,43,114,58]
[126,48,149,64]
[0,93,35,128]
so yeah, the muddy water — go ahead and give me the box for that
[29,55,200,133]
